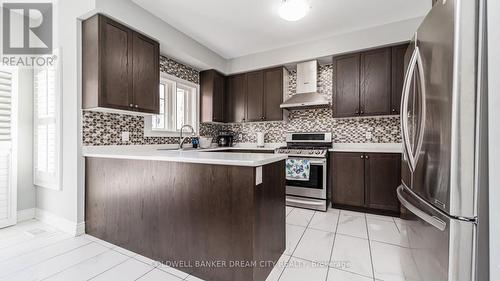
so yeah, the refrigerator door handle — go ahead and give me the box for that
[413,48,427,169]
[397,185,447,231]
[400,47,419,172]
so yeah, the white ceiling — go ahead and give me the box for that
[133,0,430,59]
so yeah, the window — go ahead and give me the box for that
[33,65,61,190]
[145,74,199,137]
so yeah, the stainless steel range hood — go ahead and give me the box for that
[280,60,331,109]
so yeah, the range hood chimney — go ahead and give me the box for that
[280,60,331,109]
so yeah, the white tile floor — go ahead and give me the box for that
[0,208,410,281]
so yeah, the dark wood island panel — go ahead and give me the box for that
[85,158,285,281]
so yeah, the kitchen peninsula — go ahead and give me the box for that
[83,146,287,281]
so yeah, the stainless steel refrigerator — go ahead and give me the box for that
[397,0,489,280]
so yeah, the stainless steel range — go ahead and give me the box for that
[275,132,332,211]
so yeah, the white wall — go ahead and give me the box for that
[488,0,500,278]
[227,17,424,74]
[35,0,95,226]
[16,69,34,212]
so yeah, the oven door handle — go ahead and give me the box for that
[308,160,326,165]
[287,158,326,165]
[288,157,326,165]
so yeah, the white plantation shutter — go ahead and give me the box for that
[0,150,12,221]
[0,69,16,228]
[0,71,12,141]
[34,67,60,189]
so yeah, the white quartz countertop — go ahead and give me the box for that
[329,143,403,153]
[82,144,287,167]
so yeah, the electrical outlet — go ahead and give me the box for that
[365,131,373,140]
[121,132,130,142]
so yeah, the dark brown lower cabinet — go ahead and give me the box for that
[364,153,401,212]
[331,152,365,206]
[330,152,401,215]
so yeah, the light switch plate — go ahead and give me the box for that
[121,131,130,142]
[365,131,373,140]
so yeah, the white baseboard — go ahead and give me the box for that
[17,208,36,222]
[34,208,86,236]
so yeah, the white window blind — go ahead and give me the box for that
[34,67,60,190]
[0,69,15,228]
[0,71,12,141]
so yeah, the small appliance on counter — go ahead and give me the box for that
[198,136,213,149]
[256,132,265,148]
[216,131,234,147]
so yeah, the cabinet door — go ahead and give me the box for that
[264,67,283,121]
[333,54,360,118]
[391,44,409,114]
[226,74,247,123]
[200,70,215,122]
[332,152,365,207]
[360,48,391,116]
[132,32,159,114]
[100,16,133,110]
[213,71,225,122]
[200,70,225,122]
[246,71,264,122]
[365,153,401,212]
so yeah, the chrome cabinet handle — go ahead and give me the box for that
[360,155,364,159]
[129,104,133,108]
[134,105,138,108]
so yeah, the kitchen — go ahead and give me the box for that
[0,0,495,281]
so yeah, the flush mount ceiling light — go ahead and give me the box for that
[279,0,310,21]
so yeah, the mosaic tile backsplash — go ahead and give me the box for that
[82,56,401,146]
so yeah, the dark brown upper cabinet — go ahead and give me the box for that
[391,44,409,114]
[360,48,391,115]
[226,73,247,123]
[200,70,226,122]
[331,152,401,214]
[82,14,160,114]
[245,67,284,122]
[333,44,408,118]
[263,67,284,121]
[132,32,160,113]
[333,54,360,118]
[246,70,265,122]
[224,67,284,123]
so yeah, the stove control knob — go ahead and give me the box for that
[315,151,321,155]
[296,150,301,154]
